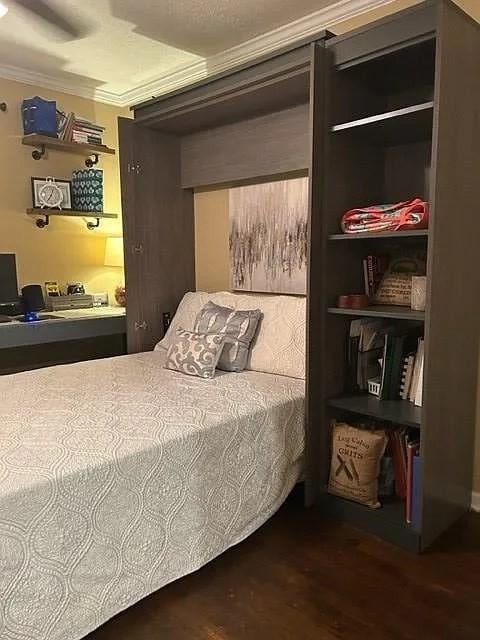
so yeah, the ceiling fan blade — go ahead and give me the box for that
[12,0,88,38]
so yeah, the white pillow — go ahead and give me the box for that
[156,291,306,379]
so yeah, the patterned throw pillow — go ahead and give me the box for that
[164,328,225,379]
[194,301,262,372]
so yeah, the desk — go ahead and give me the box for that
[0,307,127,374]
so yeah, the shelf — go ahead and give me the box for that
[22,134,115,161]
[328,394,421,428]
[27,209,117,219]
[329,230,429,240]
[321,493,420,551]
[328,305,425,321]
[27,209,118,230]
[331,102,434,144]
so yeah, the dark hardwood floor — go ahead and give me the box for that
[86,488,480,640]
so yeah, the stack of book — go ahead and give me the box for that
[385,429,421,526]
[72,117,105,145]
[346,320,424,405]
[57,111,105,145]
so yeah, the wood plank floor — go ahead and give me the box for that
[86,488,480,640]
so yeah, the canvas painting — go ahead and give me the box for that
[229,177,308,295]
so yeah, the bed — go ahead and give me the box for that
[0,292,306,640]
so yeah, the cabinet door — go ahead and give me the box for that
[118,117,195,353]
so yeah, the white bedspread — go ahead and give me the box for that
[0,351,304,640]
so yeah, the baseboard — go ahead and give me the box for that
[471,491,480,512]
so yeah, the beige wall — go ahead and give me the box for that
[0,77,129,303]
[194,0,480,494]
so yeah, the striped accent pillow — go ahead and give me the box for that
[194,301,262,372]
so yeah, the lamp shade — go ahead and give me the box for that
[104,237,124,267]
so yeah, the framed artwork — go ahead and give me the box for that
[229,177,308,295]
[31,177,72,210]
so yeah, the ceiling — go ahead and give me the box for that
[0,0,478,107]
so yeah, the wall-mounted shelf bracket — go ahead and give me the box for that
[27,209,117,230]
[35,213,50,228]
[0,102,7,112]
[32,144,46,160]
[86,218,101,230]
[85,153,99,168]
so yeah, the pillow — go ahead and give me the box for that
[164,327,225,379]
[156,291,212,352]
[216,292,306,379]
[328,421,388,509]
[156,291,306,379]
[194,301,262,372]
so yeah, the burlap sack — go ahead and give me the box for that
[328,421,388,508]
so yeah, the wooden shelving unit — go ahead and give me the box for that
[307,2,480,552]
[27,208,118,230]
[22,134,115,164]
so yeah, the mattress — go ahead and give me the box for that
[0,350,305,640]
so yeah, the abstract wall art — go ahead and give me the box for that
[229,177,308,295]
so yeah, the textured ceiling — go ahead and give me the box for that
[0,0,478,103]
[0,0,334,96]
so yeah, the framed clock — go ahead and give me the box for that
[31,176,72,210]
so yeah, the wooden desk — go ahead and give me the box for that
[0,307,127,374]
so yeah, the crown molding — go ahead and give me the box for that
[0,0,398,108]
[0,62,125,106]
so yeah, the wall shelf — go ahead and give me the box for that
[328,230,429,240]
[27,208,118,230]
[22,134,115,165]
[328,394,421,428]
[328,305,425,321]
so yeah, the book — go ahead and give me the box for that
[390,429,407,499]
[411,454,423,530]
[363,259,369,296]
[406,439,420,523]
[400,354,415,399]
[409,339,424,403]
[414,345,424,407]
[386,334,406,400]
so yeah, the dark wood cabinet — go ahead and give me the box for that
[119,0,479,551]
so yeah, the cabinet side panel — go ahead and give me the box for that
[306,43,328,506]
[118,117,142,353]
[421,2,480,549]
[119,118,195,352]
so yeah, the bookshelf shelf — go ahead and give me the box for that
[328,394,421,428]
[320,493,419,551]
[328,306,425,321]
[331,101,434,143]
[328,230,429,241]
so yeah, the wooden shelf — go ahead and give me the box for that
[329,230,429,240]
[27,209,117,219]
[328,394,421,428]
[27,208,117,229]
[328,305,425,321]
[22,134,115,157]
[321,493,419,552]
[331,102,434,144]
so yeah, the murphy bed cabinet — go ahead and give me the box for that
[119,0,480,552]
